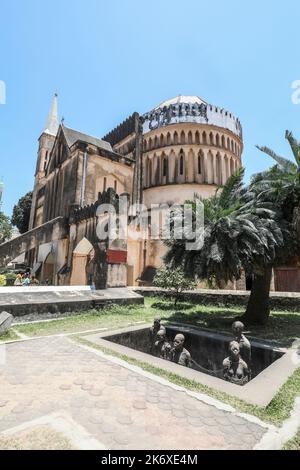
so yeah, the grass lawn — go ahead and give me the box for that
[0,330,20,342]
[13,297,300,347]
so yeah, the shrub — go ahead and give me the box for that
[0,274,6,286]
[153,266,196,305]
[5,272,17,286]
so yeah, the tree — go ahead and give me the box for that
[153,266,196,305]
[165,168,293,324]
[11,191,32,234]
[255,130,300,234]
[0,212,12,244]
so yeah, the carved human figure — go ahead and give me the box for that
[232,321,251,365]
[149,317,166,353]
[223,341,249,385]
[154,329,172,360]
[170,333,192,367]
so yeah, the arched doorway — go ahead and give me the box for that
[70,237,94,286]
[43,252,55,285]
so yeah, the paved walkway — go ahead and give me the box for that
[0,337,267,450]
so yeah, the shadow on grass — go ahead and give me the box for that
[151,301,195,311]
[150,299,300,346]
[168,309,238,330]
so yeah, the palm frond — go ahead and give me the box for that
[218,167,244,210]
[285,130,300,166]
[256,145,298,173]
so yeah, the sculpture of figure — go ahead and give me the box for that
[154,329,172,360]
[223,341,249,385]
[149,317,166,353]
[170,333,192,367]
[232,321,251,365]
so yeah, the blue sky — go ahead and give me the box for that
[1,0,300,216]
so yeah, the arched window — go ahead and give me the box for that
[155,156,160,184]
[149,137,153,150]
[216,134,220,147]
[198,154,202,174]
[167,132,171,145]
[154,135,159,148]
[231,140,234,152]
[179,150,184,175]
[227,137,230,150]
[149,159,152,186]
[209,132,214,145]
[163,157,168,177]
[44,151,49,171]
[174,131,178,145]
[160,134,164,147]
[195,131,200,145]
[202,131,207,145]
[180,130,185,145]
[188,131,193,144]
[221,135,225,148]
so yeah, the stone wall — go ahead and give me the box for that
[133,287,300,312]
[0,217,68,267]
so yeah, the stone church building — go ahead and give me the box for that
[23,94,244,287]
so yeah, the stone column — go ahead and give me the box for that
[212,152,217,185]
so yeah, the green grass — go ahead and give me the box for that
[13,297,300,347]
[0,330,19,342]
[283,429,300,450]
[75,335,300,426]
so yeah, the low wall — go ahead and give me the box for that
[0,288,144,317]
[133,287,300,311]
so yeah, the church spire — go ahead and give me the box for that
[43,93,59,136]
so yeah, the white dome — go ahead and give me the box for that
[143,94,243,139]
[154,95,207,110]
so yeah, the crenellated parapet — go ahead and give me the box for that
[69,188,119,224]
[102,112,140,147]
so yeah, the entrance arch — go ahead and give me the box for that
[70,237,94,286]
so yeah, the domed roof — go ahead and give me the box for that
[143,94,243,139]
[154,95,207,110]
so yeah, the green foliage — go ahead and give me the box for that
[0,274,6,286]
[4,272,17,286]
[165,168,292,287]
[0,212,12,244]
[11,191,32,234]
[153,266,196,305]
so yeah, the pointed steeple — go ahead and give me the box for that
[43,93,59,136]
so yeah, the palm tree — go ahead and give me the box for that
[165,168,293,324]
[255,130,300,234]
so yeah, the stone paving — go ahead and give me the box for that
[0,337,268,450]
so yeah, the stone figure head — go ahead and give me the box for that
[155,329,166,345]
[229,341,240,361]
[173,334,185,351]
[153,317,161,330]
[232,321,245,338]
